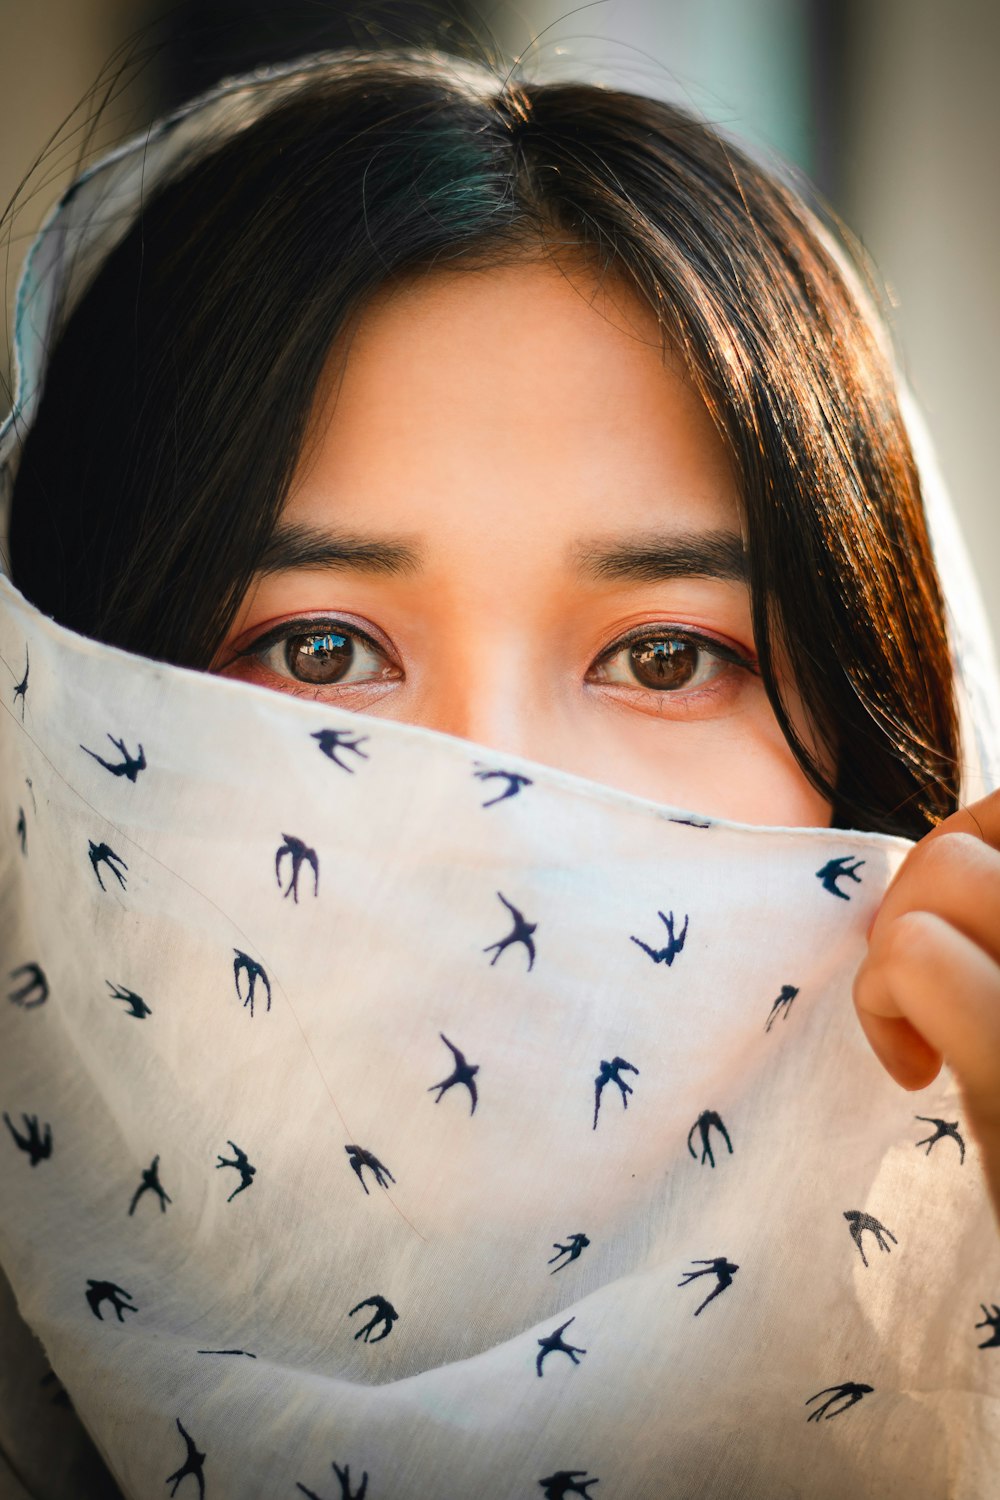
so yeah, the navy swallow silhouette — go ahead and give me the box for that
[472,763,533,806]
[678,1256,739,1314]
[3,1111,52,1165]
[165,1418,206,1499]
[233,950,271,1016]
[345,1144,396,1194]
[764,983,799,1032]
[538,1470,599,1498]
[816,856,865,900]
[88,840,127,891]
[593,1056,639,1129]
[805,1382,874,1421]
[687,1109,733,1167]
[843,1210,897,1267]
[80,733,146,782]
[484,891,537,971]
[297,1461,368,1500]
[276,833,319,901]
[548,1233,590,1273]
[975,1304,1000,1348]
[536,1316,586,1376]
[349,1294,398,1343]
[85,1279,137,1322]
[914,1115,965,1164]
[8,962,48,1008]
[15,806,26,856]
[312,728,370,772]
[107,980,151,1018]
[630,910,688,966]
[128,1153,171,1215]
[216,1139,256,1201]
[12,647,27,720]
[428,1032,479,1114]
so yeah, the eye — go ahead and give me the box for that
[234,618,398,688]
[587,627,755,694]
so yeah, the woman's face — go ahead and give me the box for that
[215,258,832,826]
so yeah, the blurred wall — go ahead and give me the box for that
[841,0,1000,653]
[1,0,997,653]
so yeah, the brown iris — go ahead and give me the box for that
[628,638,699,690]
[284,630,354,684]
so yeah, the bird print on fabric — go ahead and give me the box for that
[87,840,127,892]
[12,646,27,720]
[815,856,865,900]
[348,1295,398,1343]
[483,892,537,971]
[678,1257,739,1314]
[593,1057,639,1130]
[976,1306,1000,1348]
[215,1140,256,1201]
[128,1154,171,1216]
[843,1210,897,1267]
[3,1111,52,1165]
[345,1144,396,1195]
[311,728,370,772]
[914,1116,965,1164]
[296,1461,369,1500]
[805,1383,874,1421]
[7,960,47,1008]
[764,984,799,1032]
[549,1233,590,1273]
[538,1470,600,1497]
[197,1348,257,1358]
[7,962,48,1008]
[687,1110,733,1167]
[472,763,533,806]
[630,910,689,966]
[106,980,151,1018]
[275,833,319,902]
[79,733,146,781]
[428,1032,479,1114]
[536,1317,586,1376]
[165,1418,206,1499]
[85,1279,137,1322]
[15,805,26,855]
[233,950,271,1016]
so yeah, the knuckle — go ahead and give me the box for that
[882,909,940,967]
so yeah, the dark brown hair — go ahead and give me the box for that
[5,49,959,837]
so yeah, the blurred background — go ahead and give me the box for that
[1,0,997,646]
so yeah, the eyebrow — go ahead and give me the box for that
[254,521,423,578]
[253,521,748,585]
[571,528,748,584]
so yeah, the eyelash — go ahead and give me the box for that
[229,614,757,699]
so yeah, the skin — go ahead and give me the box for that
[214,258,1000,1224]
[854,793,1000,1227]
[216,259,831,825]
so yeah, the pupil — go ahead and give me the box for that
[629,639,698,690]
[286,631,353,684]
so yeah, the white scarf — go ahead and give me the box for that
[1,58,999,1500]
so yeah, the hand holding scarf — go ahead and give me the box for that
[855,788,1000,1225]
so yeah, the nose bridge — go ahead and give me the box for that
[413,608,553,761]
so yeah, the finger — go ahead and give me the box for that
[922,787,1000,851]
[867,829,1000,963]
[854,909,1000,1127]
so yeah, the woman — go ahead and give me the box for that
[0,47,997,1499]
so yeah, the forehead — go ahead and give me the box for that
[287,256,740,545]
